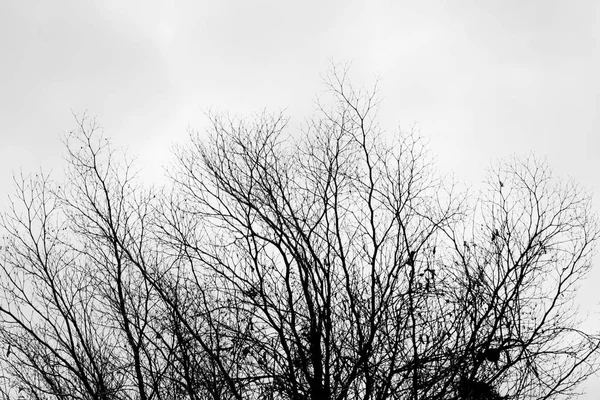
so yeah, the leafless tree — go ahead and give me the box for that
[441,156,600,399]
[164,66,600,400]
[0,119,238,400]
[1,68,599,400]
[0,121,164,400]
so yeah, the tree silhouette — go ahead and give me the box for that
[1,68,598,400]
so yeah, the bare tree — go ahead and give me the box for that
[441,156,600,399]
[0,119,189,400]
[1,68,598,400]
[164,66,600,400]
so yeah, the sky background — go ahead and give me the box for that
[1,0,599,396]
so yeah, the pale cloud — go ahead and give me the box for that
[0,4,599,396]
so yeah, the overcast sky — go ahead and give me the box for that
[1,0,599,396]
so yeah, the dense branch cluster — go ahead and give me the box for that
[0,69,598,400]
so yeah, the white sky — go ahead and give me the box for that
[1,0,599,396]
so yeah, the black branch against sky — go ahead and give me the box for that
[0,67,599,400]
